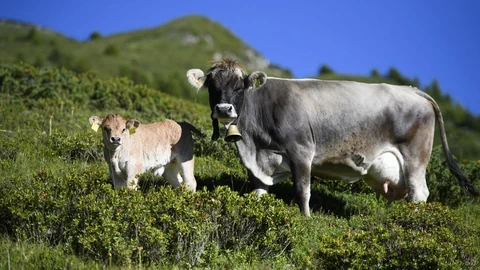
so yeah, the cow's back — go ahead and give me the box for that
[254,79,432,150]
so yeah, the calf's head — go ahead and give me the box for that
[89,114,141,149]
[186,58,267,141]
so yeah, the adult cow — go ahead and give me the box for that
[89,114,201,191]
[186,59,479,216]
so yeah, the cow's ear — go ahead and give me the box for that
[247,71,267,89]
[186,69,206,91]
[126,119,141,129]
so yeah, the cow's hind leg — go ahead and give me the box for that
[400,110,435,202]
[402,151,430,202]
[403,163,429,202]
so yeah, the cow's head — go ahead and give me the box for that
[186,58,267,141]
[89,114,141,149]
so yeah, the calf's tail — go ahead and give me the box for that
[179,122,204,137]
[415,89,480,197]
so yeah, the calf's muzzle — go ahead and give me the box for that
[110,136,121,144]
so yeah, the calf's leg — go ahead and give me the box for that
[163,162,183,188]
[180,158,197,191]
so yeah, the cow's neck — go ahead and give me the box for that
[236,88,272,141]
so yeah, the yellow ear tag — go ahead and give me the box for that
[91,122,99,132]
[129,126,136,135]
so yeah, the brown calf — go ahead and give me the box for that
[89,114,201,190]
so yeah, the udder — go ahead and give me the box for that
[365,152,407,202]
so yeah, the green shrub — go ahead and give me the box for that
[314,203,479,269]
[25,27,42,45]
[89,31,102,41]
[0,161,298,267]
[0,237,102,270]
[0,133,18,160]
[426,146,480,207]
[45,131,103,162]
[104,44,120,56]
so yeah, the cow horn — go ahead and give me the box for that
[225,125,242,142]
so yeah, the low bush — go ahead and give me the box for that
[313,203,479,269]
[0,237,101,270]
[0,163,298,267]
[427,146,480,207]
[45,131,103,162]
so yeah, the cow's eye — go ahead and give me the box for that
[122,128,126,133]
[104,127,111,132]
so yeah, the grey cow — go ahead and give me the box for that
[187,59,479,216]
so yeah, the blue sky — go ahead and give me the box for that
[2,0,480,114]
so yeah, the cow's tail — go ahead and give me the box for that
[415,89,480,197]
[180,122,204,137]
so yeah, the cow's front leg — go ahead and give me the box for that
[291,161,312,217]
[249,171,269,197]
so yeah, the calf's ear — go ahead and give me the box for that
[88,116,103,132]
[247,71,267,89]
[126,119,141,129]
[89,116,103,125]
[186,69,206,91]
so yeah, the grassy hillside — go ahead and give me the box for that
[0,63,479,269]
[0,16,291,104]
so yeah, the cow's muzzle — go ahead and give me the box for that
[213,103,237,123]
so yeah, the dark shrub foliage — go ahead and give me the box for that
[314,203,479,269]
[426,146,480,207]
[104,44,120,56]
[318,64,334,75]
[89,31,102,41]
[0,164,297,267]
